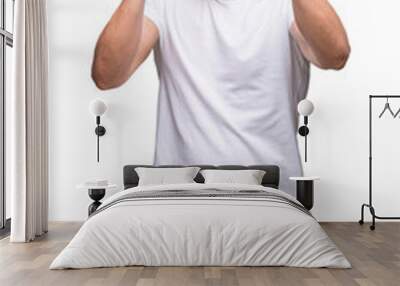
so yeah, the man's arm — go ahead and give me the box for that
[92,0,159,90]
[290,0,350,70]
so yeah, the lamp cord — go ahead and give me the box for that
[97,124,100,162]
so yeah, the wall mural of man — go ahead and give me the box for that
[91,0,350,194]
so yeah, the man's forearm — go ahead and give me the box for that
[292,0,350,69]
[92,0,145,89]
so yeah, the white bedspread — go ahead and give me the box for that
[50,183,350,269]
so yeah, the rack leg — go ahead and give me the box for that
[370,206,376,231]
[359,204,366,225]
[359,204,376,230]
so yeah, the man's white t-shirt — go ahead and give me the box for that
[144,0,310,195]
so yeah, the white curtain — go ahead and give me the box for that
[9,0,49,242]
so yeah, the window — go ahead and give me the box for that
[0,0,14,233]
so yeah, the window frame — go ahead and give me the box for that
[0,0,14,232]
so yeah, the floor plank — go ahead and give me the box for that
[0,222,399,286]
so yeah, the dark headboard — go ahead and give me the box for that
[123,165,280,189]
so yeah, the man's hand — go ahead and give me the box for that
[92,0,159,90]
[291,0,350,70]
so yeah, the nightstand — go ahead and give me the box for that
[289,177,320,210]
[77,183,117,216]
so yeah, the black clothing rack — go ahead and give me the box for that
[359,95,400,230]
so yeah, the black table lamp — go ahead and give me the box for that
[297,99,315,163]
[89,99,107,162]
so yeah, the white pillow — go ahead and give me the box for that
[200,169,266,185]
[135,167,200,186]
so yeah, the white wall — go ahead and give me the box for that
[48,0,400,221]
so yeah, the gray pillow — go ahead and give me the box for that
[135,167,201,186]
[200,169,266,185]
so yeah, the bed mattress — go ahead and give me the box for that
[50,183,350,269]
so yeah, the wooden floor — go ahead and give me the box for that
[0,222,399,286]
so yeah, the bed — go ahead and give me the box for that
[50,165,350,269]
